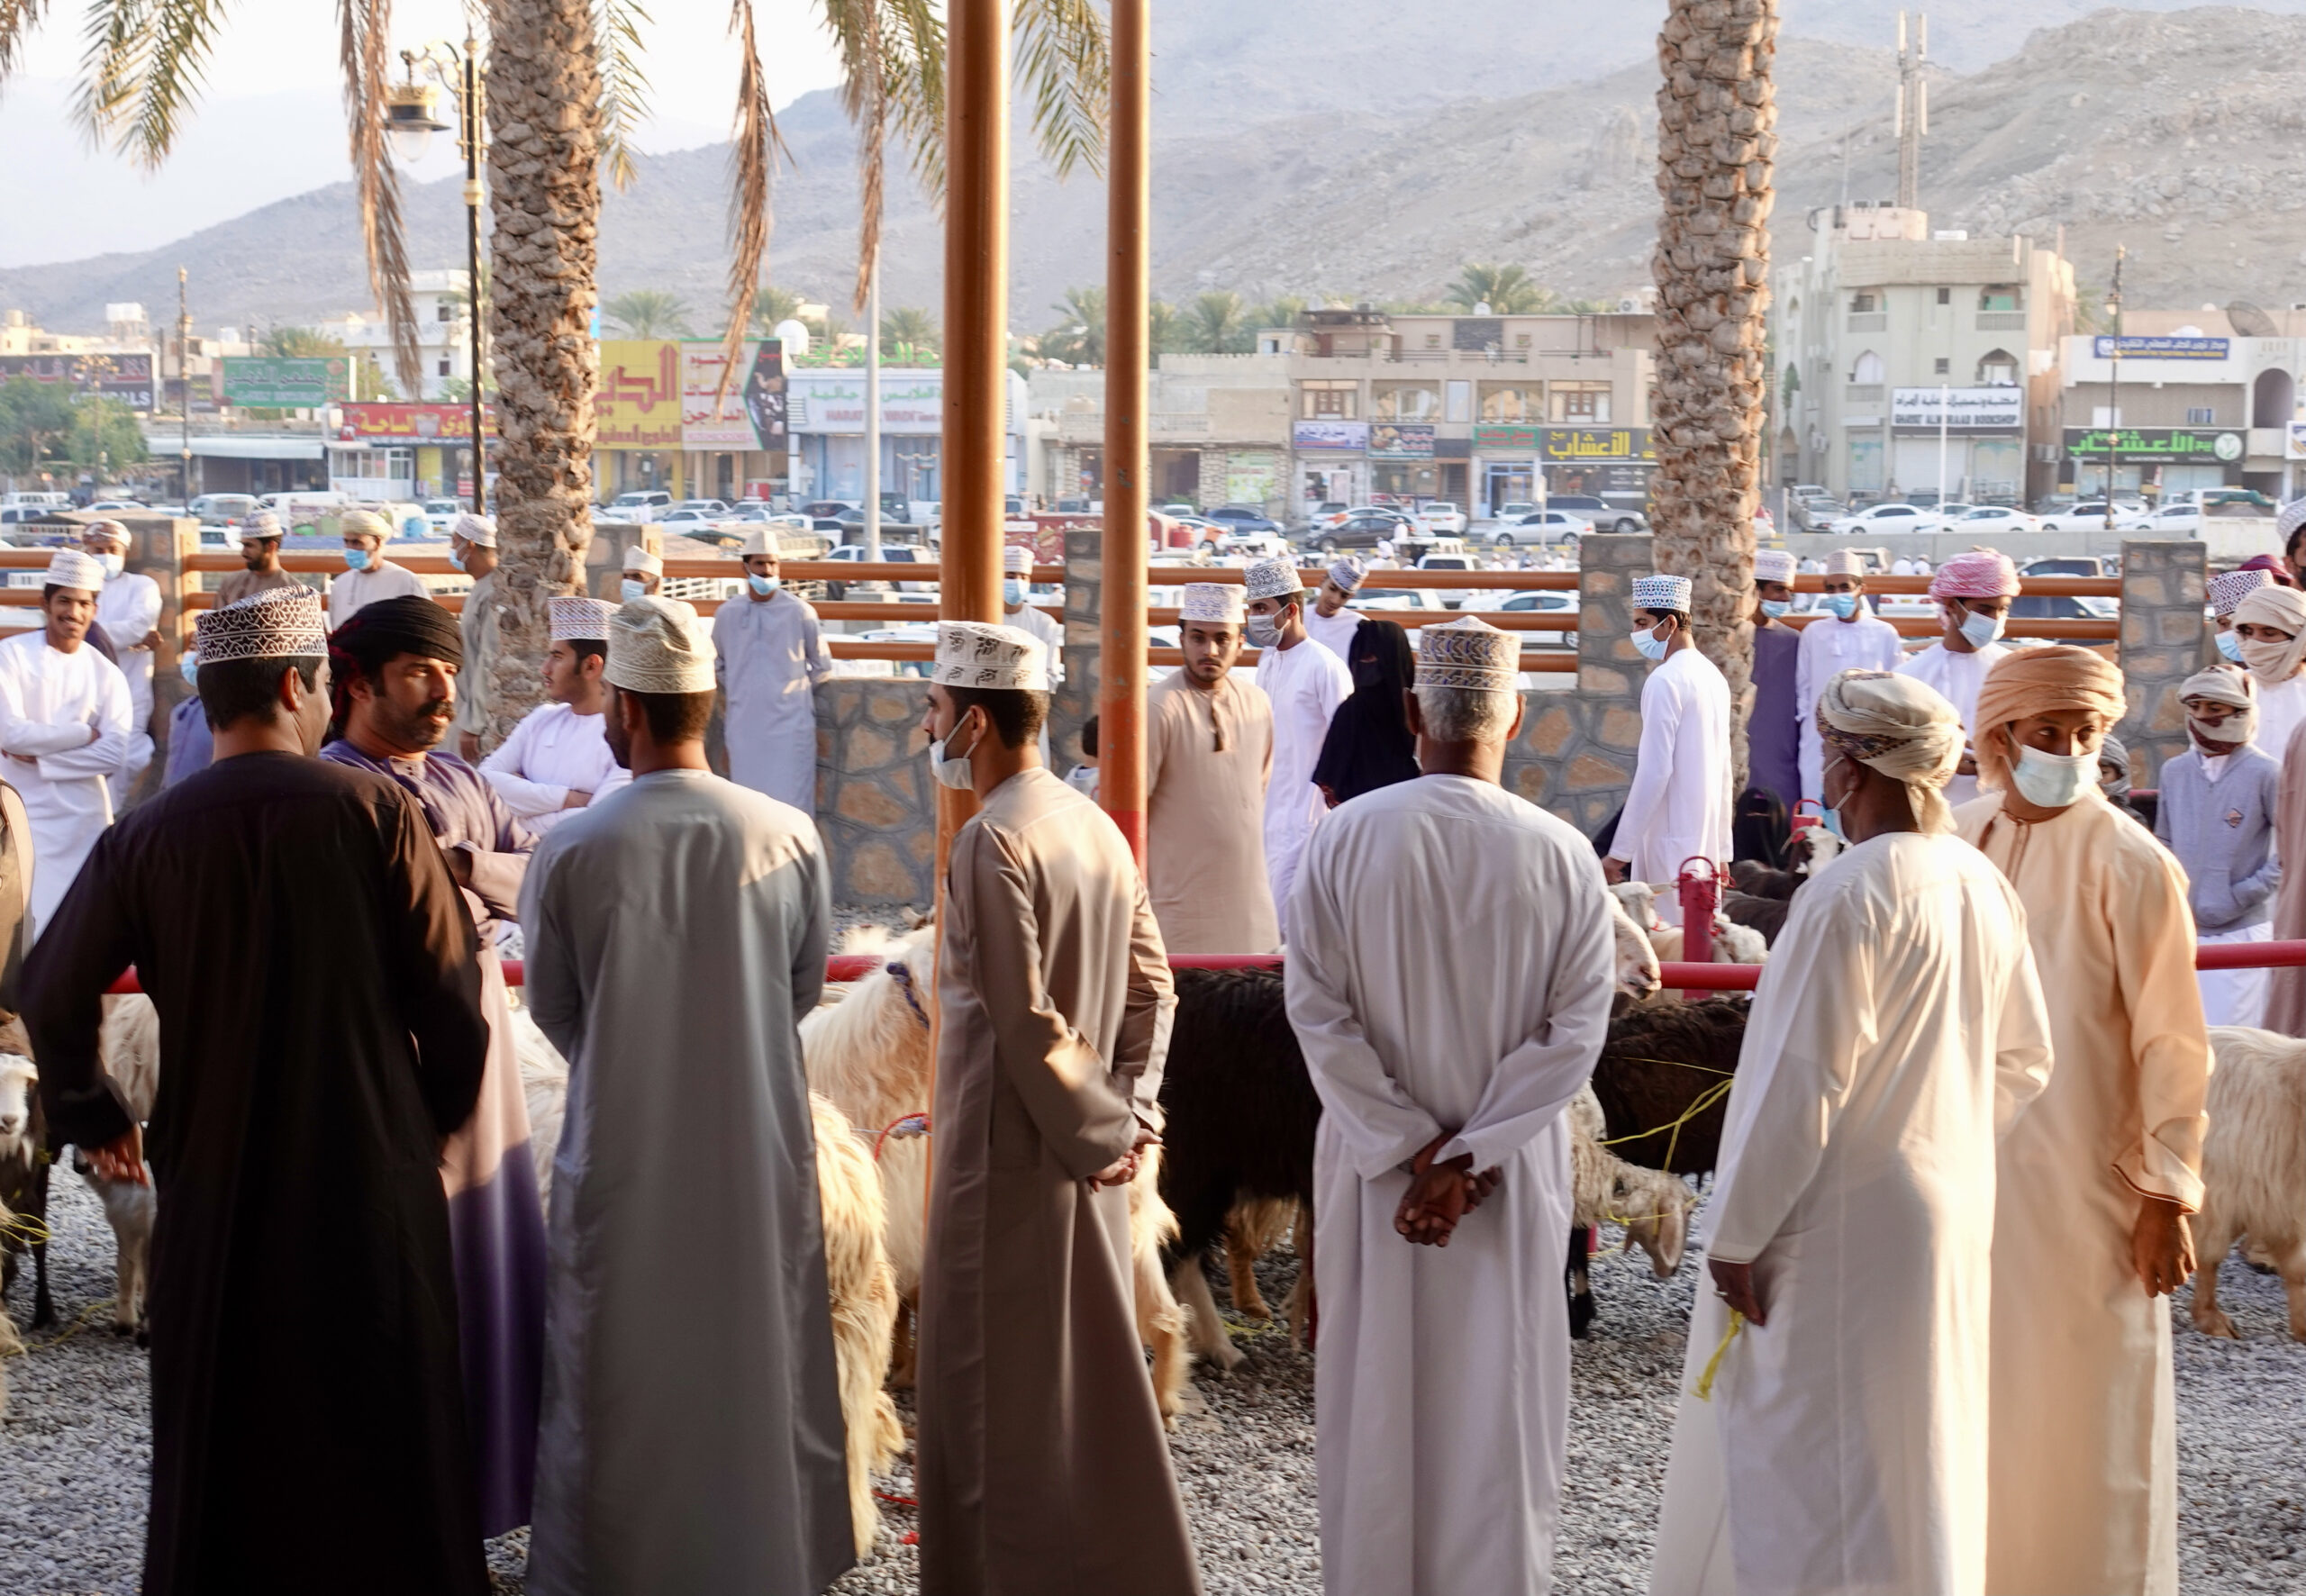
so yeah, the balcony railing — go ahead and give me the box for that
[1975,312,2028,331]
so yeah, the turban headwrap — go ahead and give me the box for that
[326,594,464,732]
[1929,549,2019,602]
[2098,732,2133,801]
[1814,668,1966,834]
[2232,585,2306,689]
[2180,664,2257,746]
[1971,646,2126,795]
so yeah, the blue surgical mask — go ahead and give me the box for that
[1956,606,2005,649]
[1823,592,1859,620]
[2011,745,2098,810]
[95,551,125,577]
[2218,630,2246,663]
[1631,624,1669,661]
[1003,578,1026,606]
[343,547,371,572]
[178,655,197,685]
[1760,599,1792,619]
[748,574,780,597]
[449,548,467,572]
[622,579,646,603]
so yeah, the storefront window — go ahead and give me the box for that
[1370,464,1440,498]
[1848,433,1884,494]
[1549,383,1611,422]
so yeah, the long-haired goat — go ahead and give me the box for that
[0,1053,51,1328]
[2193,1026,2306,1341]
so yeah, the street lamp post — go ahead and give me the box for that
[177,267,193,505]
[386,33,489,513]
[2105,243,2125,532]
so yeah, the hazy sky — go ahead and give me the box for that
[0,0,845,268]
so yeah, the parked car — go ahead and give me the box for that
[1947,504,2044,535]
[83,499,147,513]
[1315,512,1418,553]
[1792,495,1846,531]
[1412,551,1482,607]
[1823,502,1943,535]
[1491,501,1541,523]
[1158,502,1197,517]
[1218,530,1293,561]
[1353,585,1452,620]
[417,498,465,535]
[2138,502,2205,536]
[186,493,260,526]
[1503,509,1595,549]
[1417,501,1469,537]
[1205,503,1283,536]
[1484,589,1582,646]
[1546,494,1648,534]
[2020,556,2116,579]
[606,489,672,514]
[2038,500,2150,532]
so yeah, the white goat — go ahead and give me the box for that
[2193,1026,2306,1341]
[1568,1087,1691,1279]
[69,995,159,1341]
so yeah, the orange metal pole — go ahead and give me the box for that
[1099,0,1151,863]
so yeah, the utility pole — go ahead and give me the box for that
[177,267,193,505]
[461,31,486,512]
[1101,0,1151,863]
[2105,243,2125,531]
[865,250,883,561]
[1894,12,1927,211]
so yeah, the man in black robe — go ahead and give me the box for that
[24,585,493,1596]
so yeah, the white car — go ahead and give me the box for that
[1491,501,1540,523]
[1500,509,1594,549]
[2138,502,2204,536]
[606,489,672,514]
[2038,500,2151,532]
[1217,530,1292,561]
[1413,552,1479,607]
[1418,502,1469,537]
[1825,503,1942,535]
[1947,505,2044,536]
[1483,589,1582,647]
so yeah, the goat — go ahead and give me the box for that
[2192,1026,2306,1342]
[1588,997,1750,1178]
[0,1054,51,1328]
[1566,1087,1694,1338]
[506,1000,905,1557]
[59,995,160,1342]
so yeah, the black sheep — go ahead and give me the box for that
[1589,998,1749,1177]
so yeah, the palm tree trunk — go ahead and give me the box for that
[1651,0,1776,790]
[481,0,602,746]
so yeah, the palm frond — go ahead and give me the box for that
[339,0,422,394]
[0,0,53,80]
[1011,0,1106,181]
[76,0,233,169]
[719,0,784,403]
[595,0,651,192]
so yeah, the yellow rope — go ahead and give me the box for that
[2,1297,113,1359]
[0,1209,51,1247]
[1693,1309,1745,1401]
[1596,1077,1736,1171]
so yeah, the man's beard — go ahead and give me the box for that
[384,698,453,751]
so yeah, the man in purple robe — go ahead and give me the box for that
[320,594,545,1538]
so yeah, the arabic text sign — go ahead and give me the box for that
[2062,426,2245,465]
[1540,426,1653,463]
[1293,419,1368,452]
[802,373,946,434]
[1367,423,1435,460]
[1472,423,1540,454]
[0,352,157,410]
[595,340,684,449]
[679,340,786,449]
[337,403,492,441]
[221,356,350,407]
[2093,335,2231,361]
[1889,387,2024,431]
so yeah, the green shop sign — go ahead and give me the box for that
[2062,426,2244,465]
[221,356,351,407]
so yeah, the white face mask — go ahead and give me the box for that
[95,550,126,577]
[1956,604,2004,649]
[621,578,647,603]
[2011,743,2099,810]
[929,712,984,791]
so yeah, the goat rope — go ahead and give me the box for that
[1693,1309,1745,1402]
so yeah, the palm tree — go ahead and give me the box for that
[1650,0,1777,787]
[1444,263,1556,315]
[1253,295,1306,338]
[603,289,695,339]
[749,286,809,338]
[1040,286,1107,367]
[879,305,940,362]
[260,326,346,358]
[1182,290,1249,355]
[1147,299,1179,358]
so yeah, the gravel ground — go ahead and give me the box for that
[6,1174,2303,1593]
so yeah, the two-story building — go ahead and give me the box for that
[2054,310,2303,500]
[319,269,476,402]
[1772,204,2074,504]
[1275,305,1657,517]
[1030,355,1295,512]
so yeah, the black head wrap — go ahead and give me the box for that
[327,595,463,732]
[1311,618,1421,806]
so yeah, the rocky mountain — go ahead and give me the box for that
[5,6,2306,340]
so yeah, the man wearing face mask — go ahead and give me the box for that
[448,513,501,763]
[1603,574,1730,924]
[1303,557,1366,661]
[1795,549,1902,804]
[619,544,664,602]
[84,520,161,804]
[320,594,548,1541]
[327,507,430,632]
[2229,582,2306,761]
[2207,566,2274,669]
[1953,646,2210,1596]
[162,646,213,787]
[1002,542,1066,678]
[1747,549,1802,811]
[712,529,831,814]
[1244,556,1352,942]
[1895,549,2020,807]
[1146,583,1278,955]
[912,620,1202,1596]
[2155,667,2278,1028]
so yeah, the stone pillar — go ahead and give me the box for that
[2116,539,2210,791]
[582,520,660,600]
[1505,532,1652,835]
[122,514,195,808]
[813,677,935,908]
[1049,525,1102,773]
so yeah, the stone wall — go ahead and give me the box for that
[813,677,936,907]
[1049,525,1102,773]
[2115,539,2211,791]
[1505,532,1652,834]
